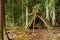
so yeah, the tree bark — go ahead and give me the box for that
[26,0,28,26]
[0,0,7,40]
[46,0,49,21]
[52,3,55,25]
[21,0,24,26]
[12,0,15,25]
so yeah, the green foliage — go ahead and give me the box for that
[5,0,60,29]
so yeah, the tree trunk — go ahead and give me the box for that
[26,0,28,25]
[52,3,55,25]
[46,0,49,21]
[21,0,24,26]
[12,0,15,25]
[0,0,8,40]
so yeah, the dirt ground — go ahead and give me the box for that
[28,29,53,40]
[6,27,60,40]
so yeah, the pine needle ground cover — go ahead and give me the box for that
[6,27,60,40]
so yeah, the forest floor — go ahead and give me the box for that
[6,27,60,40]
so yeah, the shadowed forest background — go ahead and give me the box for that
[0,0,60,40]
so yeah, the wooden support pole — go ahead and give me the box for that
[33,13,36,33]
